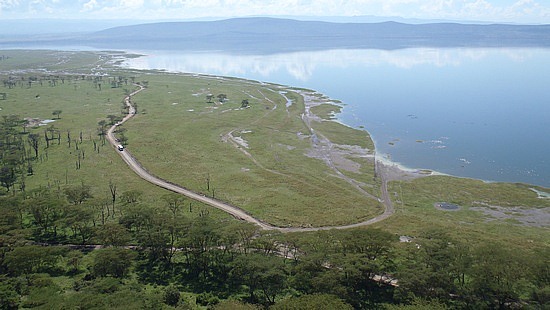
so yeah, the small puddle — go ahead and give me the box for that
[435,202,460,211]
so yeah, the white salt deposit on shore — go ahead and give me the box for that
[530,188,550,199]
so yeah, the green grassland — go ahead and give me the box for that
[374,176,549,250]
[122,73,382,227]
[1,49,548,238]
[0,50,224,217]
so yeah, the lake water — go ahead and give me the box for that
[126,48,550,187]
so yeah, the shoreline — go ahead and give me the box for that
[295,88,442,183]
[118,52,549,190]
[293,86,548,189]
[291,86,548,188]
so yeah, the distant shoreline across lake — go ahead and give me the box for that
[3,18,550,53]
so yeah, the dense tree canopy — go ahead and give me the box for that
[0,188,548,309]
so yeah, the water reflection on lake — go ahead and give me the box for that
[125,48,550,187]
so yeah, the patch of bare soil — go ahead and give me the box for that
[304,132,371,174]
[470,203,550,227]
[375,160,432,182]
[24,117,55,127]
[299,90,371,175]
[298,88,432,183]
[330,150,363,173]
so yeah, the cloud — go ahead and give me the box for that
[0,0,21,9]
[118,0,144,9]
[0,0,19,15]
[0,0,549,23]
[363,0,550,23]
[505,0,550,21]
[79,0,145,17]
[82,0,98,12]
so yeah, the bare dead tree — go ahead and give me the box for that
[109,181,117,215]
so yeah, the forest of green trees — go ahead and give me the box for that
[0,185,548,309]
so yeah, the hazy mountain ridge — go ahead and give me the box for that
[4,17,550,52]
[91,17,550,39]
[84,17,550,51]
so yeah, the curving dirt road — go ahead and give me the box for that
[107,84,396,232]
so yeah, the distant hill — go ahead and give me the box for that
[3,17,550,52]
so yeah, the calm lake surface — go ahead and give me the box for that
[125,48,549,187]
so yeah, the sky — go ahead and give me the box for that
[0,0,549,24]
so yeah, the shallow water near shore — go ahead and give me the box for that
[125,47,549,187]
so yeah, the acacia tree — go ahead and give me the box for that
[115,127,128,146]
[24,190,65,238]
[181,217,221,279]
[90,197,111,225]
[92,248,136,278]
[217,94,227,103]
[126,206,186,265]
[95,222,131,246]
[106,115,121,126]
[164,195,190,264]
[45,125,60,142]
[395,229,475,307]
[230,253,287,305]
[529,248,550,308]
[52,110,62,119]
[4,245,67,276]
[97,120,108,145]
[206,94,214,104]
[317,229,396,307]
[28,133,40,159]
[120,190,142,205]
[62,204,95,244]
[0,166,16,192]
[163,285,181,307]
[470,243,528,309]
[163,193,185,217]
[0,195,24,232]
[64,183,93,205]
[222,222,258,255]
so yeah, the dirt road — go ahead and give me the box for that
[107,84,397,232]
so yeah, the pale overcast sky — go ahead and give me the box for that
[0,0,549,24]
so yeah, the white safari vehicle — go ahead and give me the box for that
[117,144,124,151]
